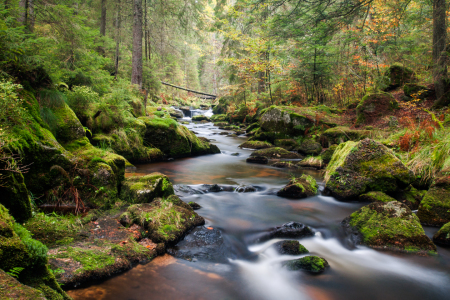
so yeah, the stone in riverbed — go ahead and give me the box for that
[188,201,201,210]
[284,256,329,273]
[120,172,175,203]
[417,176,450,226]
[298,139,322,156]
[274,240,309,255]
[342,201,437,254]
[239,140,273,149]
[246,156,269,164]
[359,191,397,203]
[257,222,314,242]
[277,174,318,199]
[433,222,450,246]
[250,147,302,159]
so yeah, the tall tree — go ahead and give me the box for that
[131,0,143,87]
[432,0,448,108]
[100,0,107,36]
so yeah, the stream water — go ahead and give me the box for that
[68,111,450,300]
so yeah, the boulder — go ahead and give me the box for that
[359,191,397,203]
[210,114,227,122]
[298,139,322,156]
[52,103,86,144]
[192,115,210,122]
[393,186,426,210]
[325,139,414,200]
[321,145,337,164]
[227,105,250,123]
[235,185,257,193]
[320,126,371,147]
[246,122,259,133]
[384,65,416,90]
[120,172,175,203]
[342,201,437,254]
[257,222,314,242]
[356,93,399,124]
[284,256,329,273]
[273,240,309,255]
[250,147,302,159]
[433,222,450,246]
[403,84,433,99]
[277,174,318,199]
[274,139,299,151]
[0,172,32,223]
[239,140,273,149]
[0,270,47,300]
[417,177,450,226]
[168,108,184,119]
[188,201,201,210]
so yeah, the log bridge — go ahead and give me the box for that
[161,81,217,100]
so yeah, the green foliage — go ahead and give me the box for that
[6,267,24,279]
[13,223,48,267]
[65,85,99,117]
[0,80,28,126]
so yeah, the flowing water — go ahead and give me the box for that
[69,113,450,300]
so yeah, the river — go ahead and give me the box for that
[68,111,450,300]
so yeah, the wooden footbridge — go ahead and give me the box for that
[161,81,217,100]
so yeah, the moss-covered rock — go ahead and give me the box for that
[246,156,269,164]
[284,256,329,273]
[394,186,427,210]
[433,222,450,246]
[168,108,184,119]
[250,147,302,159]
[385,65,416,90]
[0,269,47,300]
[342,201,436,254]
[356,93,398,124]
[239,140,273,149]
[297,156,324,169]
[298,139,322,155]
[274,240,309,255]
[274,139,299,151]
[52,103,85,144]
[192,115,210,122]
[210,114,227,122]
[417,177,450,226]
[277,174,318,199]
[325,139,414,200]
[321,144,337,164]
[259,106,338,136]
[0,172,32,223]
[125,196,205,246]
[0,205,69,299]
[120,172,175,203]
[403,83,433,99]
[227,105,250,123]
[359,191,397,203]
[246,122,259,133]
[139,116,220,158]
[320,126,371,147]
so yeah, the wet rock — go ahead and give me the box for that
[174,185,203,195]
[298,139,322,156]
[180,106,191,114]
[359,191,397,203]
[274,139,299,151]
[167,226,234,263]
[274,240,309,255]
[321,145,337,164]
[120,172,175,203]
[230,152,240,156]
[219,132,229,135]
[168,108,184,118]
[433,222,450,246]
[246,156,269,164]
[277,175,318,199]
[235,185,257,193]
[258,222,314,242]
[356,93,399,124]
[325,139,414,200]
[320,127,371,147]
[239,140,273,149]
[201,184,235,193]
[297,157,324,170]
[214,122,228,127]
[417,176,450,226]
[392,186,426,210]
[284,256,329,273]
[342,201,437,254]
[246,122,259,133]
[188,201,202,210]
[192,115,210,122]
[271,161,298,169]
[250,147,302,159]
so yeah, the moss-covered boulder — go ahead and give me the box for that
[139,116,220,158]
[433,222,450,246]
[0,205,70,299]
[239,140,273,149]
[277,174,318,199]
[124,195,205,246]
[321,144,337,164]
[284,256,329,273]
[52,103,86,144]
[192,115,210,122]
[359,191,397,203]
[259,106,338,136]
[325,139,414,200]
[274,240,309,255]
[246,156,269,164]
[394,186,427,210]
[356,93,398,124]
[250,147,302,159]
[210,114,227,122]
[0,172,32,223]
[274,139,299,151]
[320,126,371,147]
[246,122,259,133]
[403,83,433,99]
[385,65,416,90]
[342,201,436,254]
[227,105,250,123]
[417,177,450,226]
[120,172,175,203]
[168,108,184,119]
[298,139,322,155]
[0,269,47,300]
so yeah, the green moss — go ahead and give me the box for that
[321,126,371,146]
[322,144,337,164]
[51,103,85,144]
[0,269,47,300]
[120,172,175,203]
[285,256,329,273]
[53,246,115,273]
[356,93,398,125]
[0,172,32,223]
[325,141,357,182]
[359,191,397,203]
[251,147,301,159]
[417,184,450,226]
[239,140,273,149]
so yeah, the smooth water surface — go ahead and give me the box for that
[69,117,450,300]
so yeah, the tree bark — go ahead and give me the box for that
[100,0,107,36]
[28,0,34,32]
[131,0,143,88]
[18,0,27,25]
[114,0,121,79]
[432,0,449,108]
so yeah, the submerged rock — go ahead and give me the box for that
[274,240,309,255]
[239,140,273,149]
[250,147,302,159]
[246,156,269,164]
[342,201,437,254]
[120,172,175,203]
[433,222,450,246]
[277,174,318,199]
[417,176,450,226]
[258,222,314,242]
[284,256,329,273]
[235,185,257,193]
[325,139,414,200]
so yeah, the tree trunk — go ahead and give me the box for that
[432,0,449,108]
[114,0,121,79]
[131,0,143,88]
[28,0,34,32]
[18,0,27,25]
[100,0,107,36]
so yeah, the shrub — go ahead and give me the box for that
[0,80,28,125]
